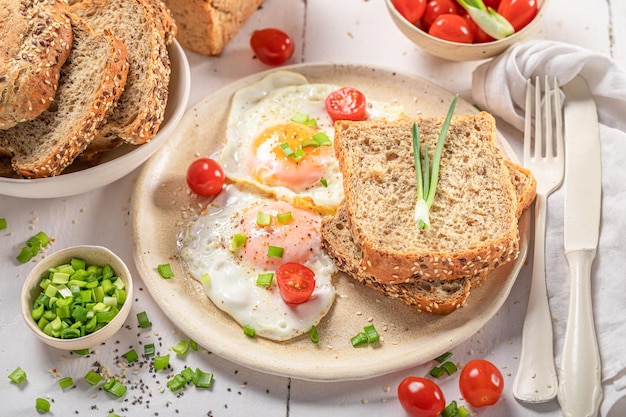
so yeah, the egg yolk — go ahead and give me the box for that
[246,122,334,191]
[238,201,322,270]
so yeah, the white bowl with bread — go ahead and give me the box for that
[0,0,190,199]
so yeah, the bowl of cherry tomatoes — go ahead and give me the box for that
[385,0,548,61]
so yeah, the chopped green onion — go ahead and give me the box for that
[430,361,458,377]
[291,112,317,127]
[229,233,247,251]
[84,370,103,386]
[435,351,453,363]
[107,414,121,417]
[363,324,380,343]
[153,354,170,371]
[123,348,139,363]
[256,211,271,226]
[181,367,195,382]
[313,132,332,146]
[350,332,368,347]
[442,400,470,417]
[193,368,214,388]
[0,218,6,230]
[157,263,174,278]
[103,378,127,397]
[72,348,90,356]
[280,142,295,158]
[16,246,35,263]
[243,325,256,337]
[136,311,152,328]
[413,95,458,230]
[172,340,190,356]
[455,0,514,39]
[201,273,211,289]
[256,272,274,287]
[35,397,51,413]
[167,373,187,391]
[276,211,292,223]
[144,343,156,357]
[320,179,328,187]
[8,367,27,384]
[58,376,74,389]
[189,339,198,351]
[16,231,51,264]
[310,325,319,344]
[266,245,284,258]
[291,148,306,162]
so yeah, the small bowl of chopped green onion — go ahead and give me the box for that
[21,245,133,350]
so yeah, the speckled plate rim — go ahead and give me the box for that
[131,62,529,382]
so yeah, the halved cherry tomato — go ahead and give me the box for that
[276,262,316,305]
[186,158,225,196]
[392,0,427,23]
[420,0,460,31]
[397,376,446,417]
[459,359,504,407]
[428,14,474,44]
[497,0,538,32]
[324,87,367,122]
[250,28,295,66]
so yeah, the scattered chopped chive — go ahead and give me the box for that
[291,112,317,127]
[201,273,211,288]
[84,370,102,386]
[320,179,328,187]
[442,400,470,417]
[229,233,247,251]
[350,332,368,347]
[435,351,453,363]
[266,245,284,258]
[16,246,35,263]
[430,361,458,378]
[136,311,152,328]
[144,343,156,357]
[157,263,174,278]
[153,354,170,371]
[72,348,90,356]
[291,148,306,162]
[276,211,292,223]
[193,368,214,388]
[167,374,187,391]
[364,324,380,343]
[312,132,332,146]
[35,397,50,413]
[189,339,198,351]
[243,325,256,337]
[0,218,6,230]
[16,231,51,264]
[181,367,195,383]
[256,211,271,226]
[103,378,127,397]
[256,272,274,287]
[58,376,74,390]
[123,348,139,363]
[172,340,190,356]
[280,142,294,158]
[8,367,26,384]
[107,414,121,417]
[310,325,319,344]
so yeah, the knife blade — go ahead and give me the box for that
[557,75,603,417]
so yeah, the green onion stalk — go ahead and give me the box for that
[455,0,514,39]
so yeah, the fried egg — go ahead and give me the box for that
[180,184,337,341]
[220,71,404,214]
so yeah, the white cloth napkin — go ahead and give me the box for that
[471,40,626,412]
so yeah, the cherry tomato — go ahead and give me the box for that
[276,262,316,305]
[250,28,295,66]
[397,377,446,417]
[324,87,367,122]
[186,158,225,196]
[420,0,461,31]
[428,14,474,44]
[497,0,538,32]
[459,359,504,407]
[461,12,495,43]
[483,0,501,8]
[392,0,427,23]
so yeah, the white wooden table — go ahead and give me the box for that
[2,0,624,416]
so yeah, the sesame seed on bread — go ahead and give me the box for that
[0,0,73,130]
[331,113,522,285]
[0,15,129,178]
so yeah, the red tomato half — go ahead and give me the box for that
[420,0,460,31]
[392,0,427,23]
[276,262,316,305]
[459,359,504,407]
[186,158,225,196]
[250,28,295,66]
[397,377,446,417]
[497,0,538,32]
[324,87,367,122]
[428,14,474,44]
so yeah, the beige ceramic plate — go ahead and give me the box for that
[131,63,529,381]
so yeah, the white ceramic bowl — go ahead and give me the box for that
[0,40,190,198]
[21,245,133,350]
[385,0,548,61]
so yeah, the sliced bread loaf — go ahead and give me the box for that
[71,0,171,146]
[0,0,73,130]
[0,16,129,178]
[333,113,520,284]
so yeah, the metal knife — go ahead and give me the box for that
[557,76,603,417]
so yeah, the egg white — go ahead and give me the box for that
[180,183,337,341]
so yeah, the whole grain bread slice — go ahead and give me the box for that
[71,0,171,146]
[0,0,73,130]
[334,113,520,285]
[0,16,128,178]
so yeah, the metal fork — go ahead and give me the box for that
[512,76,564,403]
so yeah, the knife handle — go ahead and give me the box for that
[558,249,603,417]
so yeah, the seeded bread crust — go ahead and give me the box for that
[0,16,129,178]
[0,0,73,130]
[334,113,520,285]
[71,0,171,146]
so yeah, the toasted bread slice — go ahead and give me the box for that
[0,16,128,178]
[71,0,171,146]
[333,113,520,284]
[0,0,73,130]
